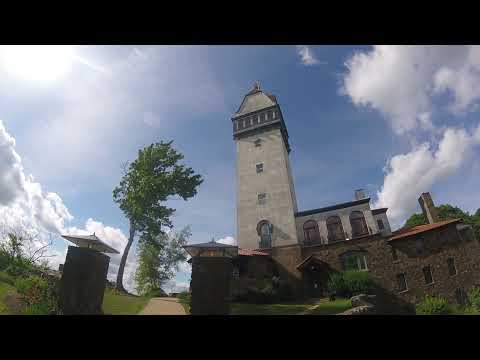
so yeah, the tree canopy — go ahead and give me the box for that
[404,204,480,239]
[113,141,203,292]
[135,227,191,296]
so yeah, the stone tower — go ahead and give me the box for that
[232,82,299,249]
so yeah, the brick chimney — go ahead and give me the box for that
[355,189,366,201]
[418,192,439,224]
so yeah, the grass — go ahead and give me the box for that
[0,280,18,315]
[231,302,310,315]
[231,299,352,315]
[102,288,150,315]
[177,292,191,314]
[308,298,352,315]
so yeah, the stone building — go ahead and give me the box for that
[230,83,479,308]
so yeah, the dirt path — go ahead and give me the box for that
[139,297,186,315]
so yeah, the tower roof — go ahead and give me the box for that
[234,82,277,117]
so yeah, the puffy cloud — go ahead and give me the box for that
[0,119,137,291]
[297,46,323,66]
[374,126,480,227]
[341,45,480,134]
[217,235,236,245]
[0,120,73,235]
[163,279,189,294]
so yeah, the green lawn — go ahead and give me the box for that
[102,289,150,315]
[0,281,17,315]
[231,303,310,315]
[308,299,352,315]
[231,299,351,315]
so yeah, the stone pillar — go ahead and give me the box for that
[58,246,110,315]
[190,256,232,315]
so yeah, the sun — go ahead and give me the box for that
[0,45,75,83]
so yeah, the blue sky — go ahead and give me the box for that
[0,45,479,293]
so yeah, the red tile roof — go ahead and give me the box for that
[389,219,461,241]
[238,248,269,256]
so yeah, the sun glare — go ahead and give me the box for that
[0,45,75,83]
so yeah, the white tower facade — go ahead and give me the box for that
[233,83,299,250]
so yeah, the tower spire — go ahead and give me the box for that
[248,81,261,94]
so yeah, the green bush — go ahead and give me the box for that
[416,295,451,315]
[327,271,373,299]
[0,251,9,271]
[145,288,168,298]
[234,278,294,304]
[0,271,15,286]
[177,291,190,301]
[15,276,58,315]
[468,287,480,311]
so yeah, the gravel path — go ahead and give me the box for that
[139,297,186,315]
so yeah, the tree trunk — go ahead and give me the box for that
[116,220,135,292]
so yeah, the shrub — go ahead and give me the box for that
[327,272,348,298]
[0,251,9,271]
[15,276,58,315]
[145,288,168,298]
[327,271,373,299]
[416,295,451,315]
[0,271,14,286]
[234,278,294,304]
[467,287,480,311]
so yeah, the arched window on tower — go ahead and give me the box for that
[257,220,273,249]
[303,220,321,246]
[350,211,369,238]
[326,216,345,243]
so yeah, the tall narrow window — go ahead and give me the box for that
[416,238,424,255]
[303,220,320,245]
[455,288,467,306]
[258,193,267,205]
[377,219,385,230]
[390,246,398,262]
[326,216,345,242]
[267,110,273,121]
[422,266,433,285]
[260,113,266,122]
[256,163,264,173]
[396,273,408,292]
[447,258,457,276]
[350,211,369,237]
[249,117,253,126]
[257,221,272,248]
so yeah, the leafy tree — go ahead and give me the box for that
[113,141,202,292]
[135,226,191,296]
[403,204,480,240]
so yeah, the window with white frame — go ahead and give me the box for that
[341,251,368,271]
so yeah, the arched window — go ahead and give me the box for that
[340,251,368,271]
[303,220,321,245]
[350,211,368,238]
[326,216,345,242]
[257,220,272,248]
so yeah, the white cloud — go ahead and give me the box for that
[217,235,236,245]
[0,119,137,292]
[341,45,480,134]
[297,46,323,66]
[374,126,480,227]
[163,279,189,294]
